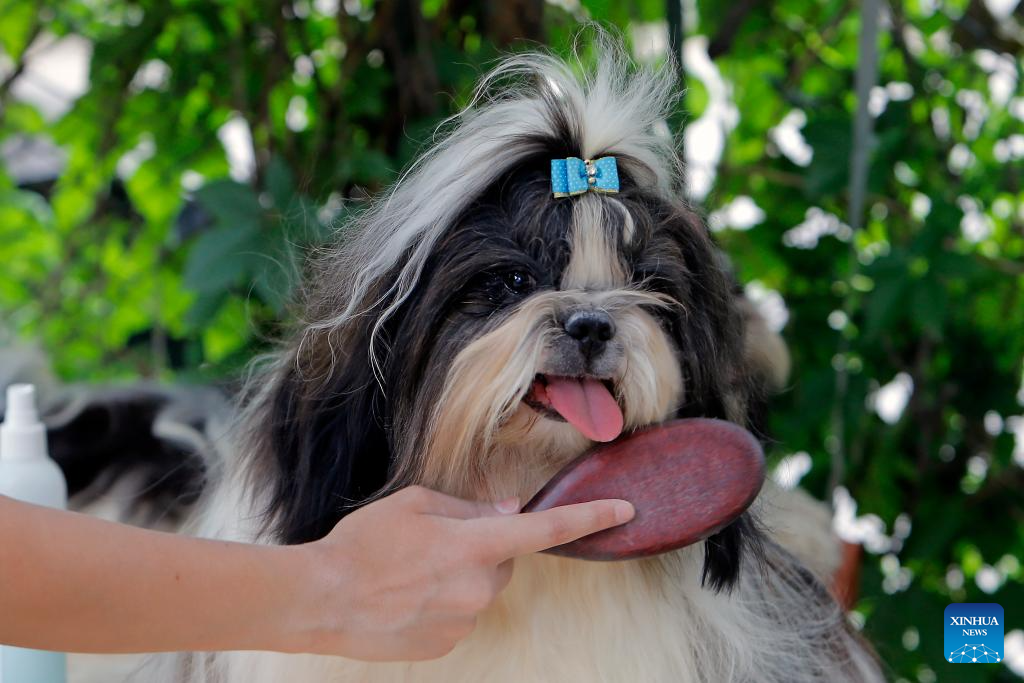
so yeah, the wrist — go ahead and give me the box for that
[225,543,317,653]
[268,541,354,656]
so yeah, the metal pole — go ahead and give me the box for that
[829,0,881,496]
[848,0,881,232]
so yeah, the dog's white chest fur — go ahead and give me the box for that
[210,551,729,683]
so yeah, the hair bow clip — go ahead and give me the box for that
[551,156,619,198]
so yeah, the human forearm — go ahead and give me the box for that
[0,495,305,653]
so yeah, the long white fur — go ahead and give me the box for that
[126,38,882,683]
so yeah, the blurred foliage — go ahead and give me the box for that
[1,0,1022,680]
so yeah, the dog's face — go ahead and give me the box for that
[381,162,743,501]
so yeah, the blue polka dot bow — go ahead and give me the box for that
[550,156,620,198]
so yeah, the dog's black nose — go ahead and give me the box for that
[564,309,615,358]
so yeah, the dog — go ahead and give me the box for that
[34,38,883,683]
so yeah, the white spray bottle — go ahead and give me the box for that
[0,384,68,683]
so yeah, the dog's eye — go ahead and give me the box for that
[480,270,535,304]
[501,270,532,295]
[458,269,536,315]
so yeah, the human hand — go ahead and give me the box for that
[286,485,633,660]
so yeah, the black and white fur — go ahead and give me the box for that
[36,38,883,683]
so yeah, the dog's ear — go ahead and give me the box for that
[702,513,764,592]
[252,328,394,545]
[650,205,748,421]
[653,210,772,592]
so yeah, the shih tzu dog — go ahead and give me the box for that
[38,38,884,683]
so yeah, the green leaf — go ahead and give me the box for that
[184,290,228,328]
[802,115,852,198]
[194,179,262,229]
[863,272,908,338]
[910,278,947,335]
[252,255,295,314]
[265,156,295,211]
[580,0,611,20]
[183,224,260,293]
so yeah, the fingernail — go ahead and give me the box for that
[494,497,521,515]
[613,501,635,524]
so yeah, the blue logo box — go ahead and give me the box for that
[945,603,1004,663]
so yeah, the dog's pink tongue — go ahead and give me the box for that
[545,377,624,442]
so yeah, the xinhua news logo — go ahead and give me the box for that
[945,603,1004,664]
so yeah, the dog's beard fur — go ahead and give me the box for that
[410,287,682,500]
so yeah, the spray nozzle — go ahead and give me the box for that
[5,384,40,427]
[1,383,47,461]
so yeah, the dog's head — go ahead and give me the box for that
[243,42,776,590]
